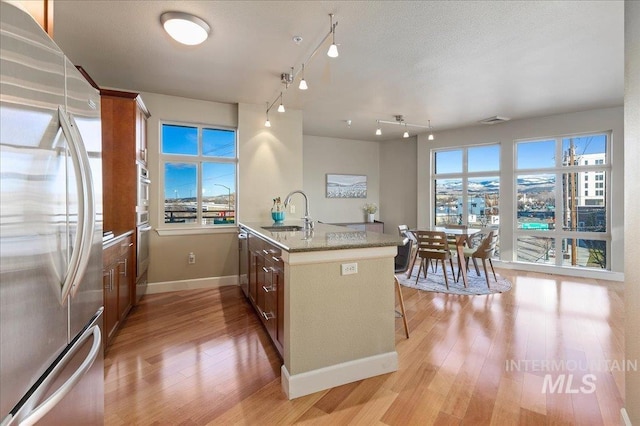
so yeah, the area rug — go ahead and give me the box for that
[398,264,512,295]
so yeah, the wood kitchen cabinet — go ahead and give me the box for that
[100,89,150,235]
[247,232,285,357]
[103,232,134,350]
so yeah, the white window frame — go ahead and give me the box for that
[159,120,238,232]
[513,131,611,270]
[431,143,501,227]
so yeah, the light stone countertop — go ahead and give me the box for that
[239,221,403,253]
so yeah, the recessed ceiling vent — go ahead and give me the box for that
[479,116,510,125]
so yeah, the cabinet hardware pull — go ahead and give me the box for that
[262,266,270,273]
[262,311,275,321]
[118,258,127,276]
[262,285,275,293]
[271,256,281,262]
[262,249,269,255]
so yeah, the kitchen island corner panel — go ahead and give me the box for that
[239,221,401,399]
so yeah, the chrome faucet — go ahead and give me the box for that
[284,190,314,230]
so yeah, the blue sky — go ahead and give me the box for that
[435,134,606,173]
[162,124,236,200]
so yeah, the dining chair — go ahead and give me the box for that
[414,230,452,289]
[394,237,411,338]
[443,224,467,281]
[398,225,419,278]
[461,230,499,288]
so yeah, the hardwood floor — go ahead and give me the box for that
[104,269,625,425]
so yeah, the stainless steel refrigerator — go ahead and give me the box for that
[1,2,104,424]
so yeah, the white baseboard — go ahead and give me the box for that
[281,351,398,400]
[621,408,632,426]
[493,260,624,282]
[146,275,238,294]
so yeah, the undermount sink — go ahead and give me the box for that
[261,225,304,232]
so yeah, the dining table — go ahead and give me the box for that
[409,227,483,288]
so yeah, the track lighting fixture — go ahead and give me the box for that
[160,12,210,46]
[327,14,339,58]
[375,115,435,140]
[277,93,285,112]
[264,102,271,128]
[299,64,308,90]
[264,13,341,128]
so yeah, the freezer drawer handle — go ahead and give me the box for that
[2,324,102,426]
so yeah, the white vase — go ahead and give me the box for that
[367,213,375,223]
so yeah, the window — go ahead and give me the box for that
[433,144,500,230]
[514,133,609,269]
[161,123,237,226]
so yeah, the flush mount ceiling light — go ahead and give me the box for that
[161,12,210,46]
[375,115,435,140]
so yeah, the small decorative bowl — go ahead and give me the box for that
[271,210,285,223]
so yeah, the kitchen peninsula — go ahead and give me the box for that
[239,221,403,399]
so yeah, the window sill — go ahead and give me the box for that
[156,226,237,237]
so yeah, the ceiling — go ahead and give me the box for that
[52,1,624,142]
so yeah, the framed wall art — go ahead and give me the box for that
[326,174,367,198]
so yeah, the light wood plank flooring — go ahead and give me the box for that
[104,269,624,425]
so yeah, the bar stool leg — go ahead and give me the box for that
[394,276,410,338]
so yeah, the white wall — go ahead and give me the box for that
[238,103,303,222]
[303,135,380,224]
[624,1,640,423]
[380,136,418,235]
[142,92,239,285]
[416,106,624,276]
[141,94,303,286]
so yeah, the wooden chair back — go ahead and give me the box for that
[444,224,467,248]
[471,230,498,259]
[415,230,449,261]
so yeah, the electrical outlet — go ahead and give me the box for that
[341,262,358,275]
[289,204,295,214]
[188,252,196,264]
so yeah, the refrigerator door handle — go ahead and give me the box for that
[58,106,95,304]
[2,323,102,426]
[66,111,95,300]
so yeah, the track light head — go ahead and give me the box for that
[327,14,339,58]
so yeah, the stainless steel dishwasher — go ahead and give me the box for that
[238,229,248,297]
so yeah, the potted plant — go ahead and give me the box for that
[363,203,378,223]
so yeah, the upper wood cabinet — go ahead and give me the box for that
[15,0,54,36]
[100,89,150,235]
